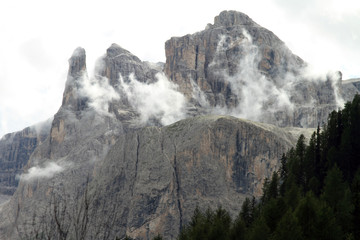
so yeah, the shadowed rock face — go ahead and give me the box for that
[0,10,357,240]
[342,78,360,101]
[0,124,49,200]
[165,10,304,105]
[90,116,310,239]
[0,47,125,238]
[61,47,88,112]
[164,10,344,128]
[98,43,160,85]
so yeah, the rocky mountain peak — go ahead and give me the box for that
[99,43,159,85]
[62,47,88,111]
[213,10,258,28]
[105,43,143,66]
[68,47,86,78]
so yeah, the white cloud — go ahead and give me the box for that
[0,0,359,136]
[192,28,344,126]
[205,31,295,122]
[119,73,187,125]
[79,73,120,116]
[19,162,66,181]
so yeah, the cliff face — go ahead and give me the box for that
[0,122,50,200]
[342,78,360,101]
[0,47,125,238]
[165,10,343,128]
[0,10,357,240]
[165,11,303,101]
[90,116,311,239]
[0,41,167,239]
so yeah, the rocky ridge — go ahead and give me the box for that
[165,10,344,128]
[87,115,312,239]
[0,121,50,201]
[0,10,357,240]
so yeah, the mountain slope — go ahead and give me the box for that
[0,10,356,240]
[0,121,50,202]
[88,115,312,239]
[165,10,344,128]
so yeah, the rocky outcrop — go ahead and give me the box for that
[342,78,360,101]
[0,10,357,240]
[90,115,313,239]
[0,122,50,200]
[0,47,125,238]
[99,43,159,85]
[96,44,164,126]
[61,47,88,112]
[164,10,343,128]
[165,11,304,104]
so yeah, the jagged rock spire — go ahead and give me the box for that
[61,47,88,111]
[68,47,86,78]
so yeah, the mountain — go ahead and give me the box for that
[88,115,312,239]
[165,10,344,128]
[0,121,50,202]
[0,10,357,239]
[342,78,360,100]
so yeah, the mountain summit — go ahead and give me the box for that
[213,10,260,27]
[165,10,344,128]
[0,10,358,240]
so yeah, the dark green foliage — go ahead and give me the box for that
[262,198,286,232]
[246,217,270,240]
[271,210,303,240]
[240,198,253,227]
[322,165,354,233]
[178,95,360,240]
[294,193,322,240]
[230,216,246,240]
[179,206,232,240]
[352,169,360,240]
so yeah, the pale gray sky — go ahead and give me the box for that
[0,0,359,137]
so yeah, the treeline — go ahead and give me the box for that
[177,95,360,240]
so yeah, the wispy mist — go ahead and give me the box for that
[203,30,294,122]
[19,161,68,181]
[191,29,345,126]
[119,73,187,125]
[78,73,120,116]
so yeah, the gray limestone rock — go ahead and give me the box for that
[342,78,360,102]
[0,10,357,240]
[89,115,313,239]
[0,121,50,201]
[164,10,344,128]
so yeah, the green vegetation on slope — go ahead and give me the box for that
[177,94,360,240]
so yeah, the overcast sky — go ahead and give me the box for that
[0,0,359,137]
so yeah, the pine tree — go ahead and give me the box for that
[351,169,360,240]
[246,217,270,240]
[271,210,303,240]
[322,165,354,234]
[240,198,253,227]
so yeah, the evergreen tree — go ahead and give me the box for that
[322,165,354,234]
[262,198,286,233]
[294,193,319,240]
[246,217,270,240]
[351,169,360,240]
[230,216,246,240]
[283,180,301,210]
[178,207,232,240]
[240,198,253,227]
[268,172,279,200]
[271,210,303,240]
